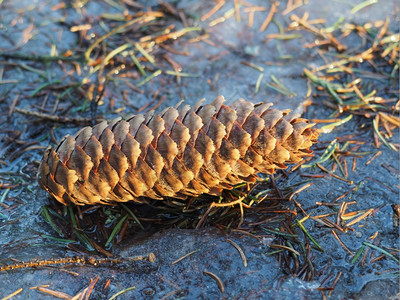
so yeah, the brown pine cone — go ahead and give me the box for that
[38,96,318,205]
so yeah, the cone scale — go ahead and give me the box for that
[38,97,318,205]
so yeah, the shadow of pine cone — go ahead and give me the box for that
[38,96,318,205]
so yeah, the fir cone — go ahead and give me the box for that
[38,96,318,205]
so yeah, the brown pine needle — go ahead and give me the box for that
[289,182,313,201]
[203,270,225,293]
[311,118,342,123]
[379,112,400,127]
[316,163,353,184]
[290,14,346,52]
[213,197,246,207]
[269,243,300,256]
[260,1,279,32]
[243,7,268,13]
[312,217,344,232]
[85,12,163,62]
[337,202,347,225]
[234,0,240,22]
[82,276,99,299]
[248,10,255,27]
[365,151,382,165]
[345,209,374,227]
[282,0,304,16]
[36,287,73,299]
[227,238,247,267]
[171,249,200,265]
[201,0,226,21]
[331,229,353,255]
[329,272,342,297]
[30,285,50,290]
[231,229,262,241]
[369,254,387,263]
[2,288,23,300]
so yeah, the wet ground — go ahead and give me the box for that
[0,0,399,299]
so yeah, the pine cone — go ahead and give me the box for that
[38,96,318,205]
